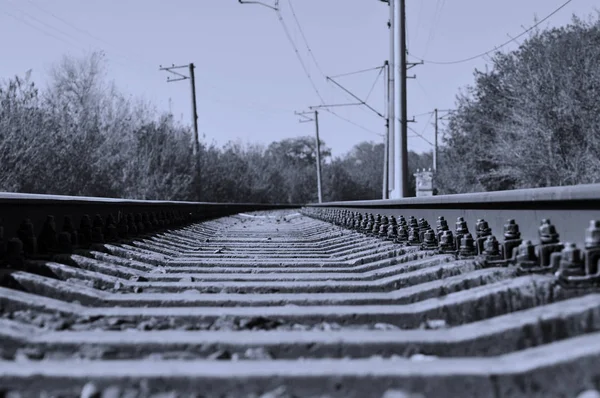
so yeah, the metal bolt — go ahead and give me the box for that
[516,240,536,262]
[379,216,390,237]
[398,216,407,228]
[560,243,585,275]
[585,220,600,249]
[455,217,469,235]
[475,219,492,238]
[396,225,409,242]
[539,219,559,244]
[409,216,419,229]
[459,233,476,256]
[436,216,446,231]
[408,227,420,244]
[423,228,437,246]
[504,219,521,240]
[483,236,501,256]
[439,230,455,250]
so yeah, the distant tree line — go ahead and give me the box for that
[0,52,430,203]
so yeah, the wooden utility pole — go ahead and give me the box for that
[188,63,200,156]
[159,63,200,156]
[295,110,323,203]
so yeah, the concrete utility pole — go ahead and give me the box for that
[434,108,438,172]
[382,60,390,199]
[295,110,323,203]
[381,0,414,198]
[386,0,396,198]
[395,0,409,199]
[159,63,200,156]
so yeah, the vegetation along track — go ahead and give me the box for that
[2,186,600,397]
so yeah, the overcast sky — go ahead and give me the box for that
[1,0,598,157]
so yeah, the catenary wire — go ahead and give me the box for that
[410,0,574,65]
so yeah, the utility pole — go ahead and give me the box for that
[295,110,323,203]
[396,0,408,198]
[380,0,415,198]
[434,108,438,172]
[159,63,200,156]
[314,110,323,203]
[189,64,199,156]
[385,0,396,198]
[383,60,390,199]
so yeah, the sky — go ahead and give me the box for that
[1,0,598,157]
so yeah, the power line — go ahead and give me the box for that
[323,108,383,137]
[241,0,381,137]
[287,0,327,79]
[408,125,433,146]
[276,5,382,135]
[409,0,574,65]
[25,0,153,68]
[419,112,434,137]
[364,66,384,103]
[422,0,444,57]
[7,1,88,49]
[275,6,326,104]
[413,110,435,118]
[1,9,85,51]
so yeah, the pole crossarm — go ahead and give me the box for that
[159,65,191,82]
[294,110,314,123]
[238,0,279,11]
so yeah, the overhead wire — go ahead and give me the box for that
[287,0,327,79]
[6,0,89,50]
[324,108,383,137]
[275,5,326,104]
[408,125,433,146]
[25,0,155,69]
[422,0,443,57]
[410,0,574,65]
[364,66,384,103]
[1,9,86,52]
[276,1,382,136]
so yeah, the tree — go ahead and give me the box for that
[438,14,600,194]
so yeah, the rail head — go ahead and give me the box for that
[306,183,600,210]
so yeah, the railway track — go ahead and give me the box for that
[1,186,600,397]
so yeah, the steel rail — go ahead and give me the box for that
[0,192,299,262]
[305,183,600,245]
